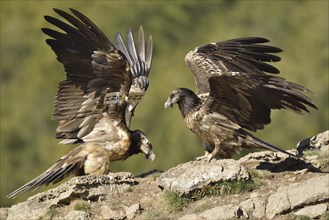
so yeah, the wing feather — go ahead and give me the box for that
[145,32,153,72]
[116,26,153,127]
[43,8,131,144]
[69,8,114,49]
[186,37,317,131]
[202,74,317,131]
[138,27,146,62]
[185,37,282,94]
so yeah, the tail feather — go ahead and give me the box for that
[7,146,86,199]
[241,130,297,158]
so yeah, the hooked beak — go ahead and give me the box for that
[164,98,173,109]
[140,141,155,161]
[146,149,156,161]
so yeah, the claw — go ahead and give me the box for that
[195,151,211,161]
[195,155,206,161]
[206,153,214,162]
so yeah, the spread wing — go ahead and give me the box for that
[202,74,317,132]
[116,26,153,127]
[185,37,282,95]
[42,8,132,144]
[186,37,317,131]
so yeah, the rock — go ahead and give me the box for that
[4,131,329,220]
[0,208,8,220]
[266,175,329,219]
[198,204,242,220]
[65,210,90,220]
[240,150,320,172]
[239,196,266,219]
[251,203,266,219]
[239,151,289,163]
[252,199,266,219]
[6,172,136,220]
[158,159,249,196]
[239,199,253,218]
[294,203,328,219]
[125,203,140,219]
[178,213,205,220]
[100,205,126,220]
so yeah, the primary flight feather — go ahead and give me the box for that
[8,8,154,198]
[165,37,317,160]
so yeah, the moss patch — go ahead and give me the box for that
[160,191,190,213]
[39,207,59,220]
[190,201,212,213]
[188,179,256,200]
[73,201,91,212]
[320,211,329,220]
[248,169,274,179]
[140,209,167,220]
[317,151,329,172]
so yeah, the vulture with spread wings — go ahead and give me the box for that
[165,37,317,160]
[8,8,154,198]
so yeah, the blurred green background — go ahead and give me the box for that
[1,0,328,207]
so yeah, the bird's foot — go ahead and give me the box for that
[206,154,215,162]
[195,152,214,162]
[195,155,207,161]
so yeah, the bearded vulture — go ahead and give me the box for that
[8,8,154,198]
[165,37,317,160]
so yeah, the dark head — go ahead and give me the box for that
[130,130,155,161]
[164,88,201,117]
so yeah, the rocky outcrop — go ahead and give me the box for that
[1,130,328,220]
[5,172,138,220]
[158,159,250,196]
[265,175,329,219]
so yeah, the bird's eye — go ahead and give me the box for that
[170,93,177,99]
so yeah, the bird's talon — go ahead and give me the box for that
[194,155,206,161]
[206,154,214,162]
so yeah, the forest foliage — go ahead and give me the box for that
[1,0,328,207]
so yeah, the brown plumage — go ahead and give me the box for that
[165,37,317,160]
[8,8,154,198]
